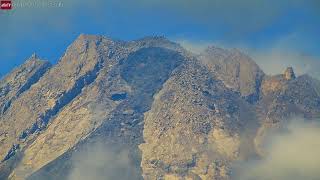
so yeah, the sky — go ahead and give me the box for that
[0,0,319,77]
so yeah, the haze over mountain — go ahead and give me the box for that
[0,35,319,180]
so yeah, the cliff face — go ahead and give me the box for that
[0,35,319,180]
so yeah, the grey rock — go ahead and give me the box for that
[199,46,265,103]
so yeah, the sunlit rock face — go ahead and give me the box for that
[139,60,258,180]
[0,35,319,180]
[0,55,51,116]
[199,46,265,103]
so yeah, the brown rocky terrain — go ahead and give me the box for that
[0,35,319,180]
[198,46,265,103]
[140,59,259,179]
[0,55,51,116]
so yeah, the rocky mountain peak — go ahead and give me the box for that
[0,35,319,180]
[69,34,104,53]
[28,53,38,60]
[0,55,51,115]
[131,36,184,52]
[284,67,296,80]
[77,34,104,41]
[24,53,46,67]
[200,46,265,102]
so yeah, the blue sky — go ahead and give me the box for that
[0,0,319,77]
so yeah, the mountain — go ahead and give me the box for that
[0,35,319,180]
[0,55,51,116]
[199,46,265,103]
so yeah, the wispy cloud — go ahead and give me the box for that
[250,32,320,78]
[232,119,320,180]
[251,47,320,78]
[67,142,138,180]
[141,0,320,37]
[175,33,320,80]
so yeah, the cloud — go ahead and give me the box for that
[251,47,320,78]
[175,33,320,80]
[140,0,320,37]
[175,39,214,54]
[67,142,137,180]
[250,32,320,79]
[231,119,320,180]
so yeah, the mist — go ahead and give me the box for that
[176,38,320,80]
[232,119,320,180]
[251,48,320,79]
[67,142,136,180]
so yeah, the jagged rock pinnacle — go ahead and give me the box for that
[31,53,37,59]
[27,53,39,62]
[284,67,296,80]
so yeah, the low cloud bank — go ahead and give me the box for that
[232,119,320,180]
[67,143,135,180]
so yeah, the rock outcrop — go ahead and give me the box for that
[254,68,320,156]
[284,67,296,80]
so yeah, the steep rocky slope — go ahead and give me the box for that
[27,44,187,180]
[199,46,265,103]
[0,35,187,180]
[0,35,319,180]
[0,55,51,116]
[0,35,106,169]
[140,59,259,179]
[0,55,51,180]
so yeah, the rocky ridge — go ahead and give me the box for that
[0,55,51,116]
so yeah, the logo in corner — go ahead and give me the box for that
[1,0,12,10]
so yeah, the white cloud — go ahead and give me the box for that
[68,142,136,180]
[175,34,320,80]
[175,39,214,54]
[232,119,320,180]
[251,48,320,78]
[250,32,320,78]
